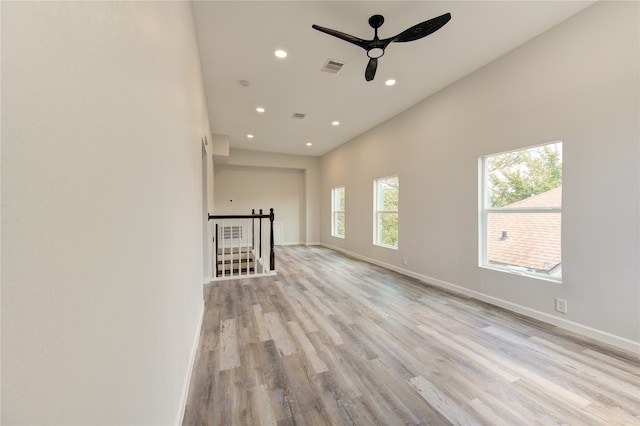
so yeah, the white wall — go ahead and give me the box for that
[2,2,211,424]
[224,149,321,244]
[214,165,304,244]
[320,1,639,351]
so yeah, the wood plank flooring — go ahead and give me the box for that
[183,245,640,425]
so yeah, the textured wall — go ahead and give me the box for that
[2,2,211,424]
[225,149,321,244]
[214,165,304,244]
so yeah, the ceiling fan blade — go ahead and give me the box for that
[365,57,378,81]
[390,12,451,43]
[312,25,370,50]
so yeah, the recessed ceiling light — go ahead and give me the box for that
[332,121,340,126]
[275,49,287,58]
[306,142,313,146]
[256,107,265,113]
[385,79,396,86]
[247,134,254,139]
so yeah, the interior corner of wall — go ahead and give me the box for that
[212,134,230,164]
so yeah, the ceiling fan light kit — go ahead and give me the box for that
[312,12,451,82]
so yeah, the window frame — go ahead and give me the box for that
[373,175,399,249]
[331,185,345,238]
[478,142,562,283]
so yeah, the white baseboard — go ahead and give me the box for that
[176,300,205,425]
[320,243,640,354]
[211,271,277,282]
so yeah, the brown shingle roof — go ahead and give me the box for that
[487,187,561,272]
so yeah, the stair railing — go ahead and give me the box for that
[208,209,275,279]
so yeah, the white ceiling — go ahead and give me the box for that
[193,1,595,157]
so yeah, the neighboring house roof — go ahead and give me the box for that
[487,187,561,273]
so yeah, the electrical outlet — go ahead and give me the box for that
[402,257,408,265]
[555,298,568,314]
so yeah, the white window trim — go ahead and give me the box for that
[478,143,562,283]
[331,186,345,239]
[373,175,399,250]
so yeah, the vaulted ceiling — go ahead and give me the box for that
[193,1,595,157]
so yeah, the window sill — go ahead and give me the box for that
[374,243,398,250]
[479,264,562,284]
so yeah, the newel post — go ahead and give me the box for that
[269,208,275,271]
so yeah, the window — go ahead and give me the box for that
[331,186,345,238]
[374,175,399,248]
[479,141,562,281]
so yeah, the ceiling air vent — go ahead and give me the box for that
[291,112,306,120]
[321,59,345,74]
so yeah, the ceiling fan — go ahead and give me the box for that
[312,12,451,82]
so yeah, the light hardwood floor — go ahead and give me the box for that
[183,245,640,425]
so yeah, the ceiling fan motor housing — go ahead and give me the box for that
[369,15,385,29]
